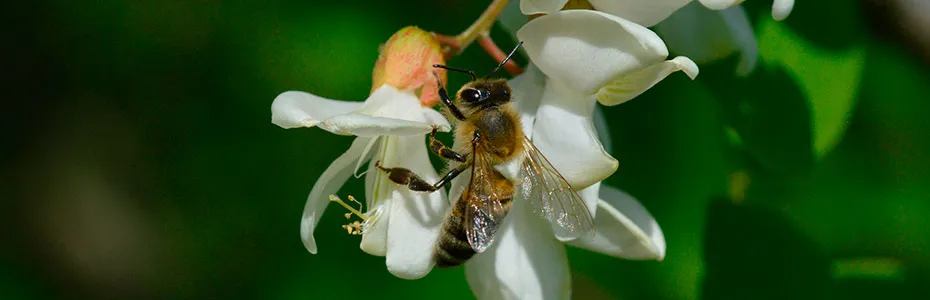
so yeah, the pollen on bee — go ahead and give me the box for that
[330,194,369,236]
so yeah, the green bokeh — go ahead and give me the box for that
[4,1,929,299]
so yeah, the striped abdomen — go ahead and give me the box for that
[434,174,514,268]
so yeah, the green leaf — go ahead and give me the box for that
[757,18,865,160]
[742,0,865,50]
[702,56,814,177]
[702,200,832,300]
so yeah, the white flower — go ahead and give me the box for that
[271,83,451,279]
[653,0,797,76]
[459,66,667,299]
[460,6,689,297]
[521,0,794,26]
[522,0,795,76]
[655,2,759,75]
[515,9,698,189]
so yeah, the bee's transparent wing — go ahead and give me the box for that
[520,137,596,239]
[463,149,507,253]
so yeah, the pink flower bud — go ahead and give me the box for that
[371,26,447,107]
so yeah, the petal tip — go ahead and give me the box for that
[698,0,742,10]
[270,90,364,130]
[387,262,434,280]
[607,156,619,174]
[646,219,667,261]
[772,0,794,21]
[570,187,669,261]
[671,56,699,80]
[520,0,568,15]
[300,222,319,254]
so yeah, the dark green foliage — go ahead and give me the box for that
[3,0,930,299]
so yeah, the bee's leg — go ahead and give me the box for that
[375,161,470,193]
[433,163,469,189]
[433,70,466,121]
[429,126,465,162]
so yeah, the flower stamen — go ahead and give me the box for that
[330,194,367,221]
[330,195,370,235]
[342,221,363,235]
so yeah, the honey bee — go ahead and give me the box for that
[375,42,595,268]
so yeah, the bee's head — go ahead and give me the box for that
[457,79,512,108]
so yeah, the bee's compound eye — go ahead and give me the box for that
[461,89,481,102]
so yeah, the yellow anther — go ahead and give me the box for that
[331,194,370,236]
[349,221,363,235]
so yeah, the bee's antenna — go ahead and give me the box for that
[433,64,477,81]
[484,41,524,79]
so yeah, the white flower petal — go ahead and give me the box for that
[518,10,670,95]
[520,0,569,15]
[354,136,382,178]
[772,0,794,21]
[532,79,617,190]
[593,105,612,153]
[568,185,666,260]
[448,167,470,209]
[300,137,373,254]
[274,85,444,137]
[465,198,571,300]
[420,107,453,133]
[553,182,602,242]
[720,5,758,75]
[509,64,547,138]
[496,155,525,184]
[385,135,448,279]
[578,182,600,223]
[322,86,444,137]
[356,84,424,120]
[318,114,436,137]
[697,0,742,10]
[588,0,691,27]
[596,56,698,106]
[363,145,382,211]
[656,3,757,76]
[271,91,362,129]
[360,137,397,256]
[360,193,391,256]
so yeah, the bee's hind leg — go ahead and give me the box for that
[375,161,469,193]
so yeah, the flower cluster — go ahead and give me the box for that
[272,26,451,279]
[271,0,792,298]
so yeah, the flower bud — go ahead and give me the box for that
[371,26,447,107]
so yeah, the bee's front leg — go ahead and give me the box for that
[429,126,466,162]
[432,70,466,121]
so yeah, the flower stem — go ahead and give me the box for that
[435,0,510,58]
[477,33,524,76]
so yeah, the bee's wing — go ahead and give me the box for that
[463,148,507,253]
[520,137,596,240]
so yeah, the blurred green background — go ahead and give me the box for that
[4,0,930,299]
